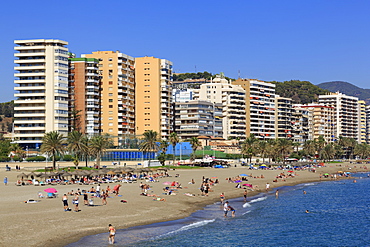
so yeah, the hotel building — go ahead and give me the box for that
[68,57,101,135]
[13,39,69,148]
[83,51,135,146]
[233,78,276,139]
[135,57,173,139]
[319,92,359,142]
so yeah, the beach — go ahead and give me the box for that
[0,161,367,247]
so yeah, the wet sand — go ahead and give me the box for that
[0,161,367,247]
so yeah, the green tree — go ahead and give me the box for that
[241,134,258,163]
[40,131,66,169]
[189,137,201,161]
[139,130,160,166]
[67,131,86,168]
[276,138,293,165]
[169,132,179,165]
[320,143,335,162]
[256,140,268,163]
[354,143,370,159]
[89,134,113,168]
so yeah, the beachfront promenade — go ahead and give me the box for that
[0,161,366,246]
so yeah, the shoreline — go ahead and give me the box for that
[0,161,367,247]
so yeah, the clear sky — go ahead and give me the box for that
[1,0,370,102]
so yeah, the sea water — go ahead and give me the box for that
[67,173,370,247]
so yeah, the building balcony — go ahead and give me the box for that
[15,99,45,104]
[14,59,46,64]
[14,72,46,77]
[14,52,45,57]
[14,65,45,71]
[14,79,45,84]
[14,93,45,98]
[14,133,45,137]
[14,86,45,91]
[14,126,45,131]
[14,106,45,111]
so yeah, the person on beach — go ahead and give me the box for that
[62,194,69,211]
[108,224,116,244]
[73,193,80,212]
[224,201,229,217]
[243,190,247,201]
[275,189,279,198]
[265,182,270,192]
[83,192,88,205]
[4,176,8,185]
[102,190,108,205]
[220,192,225,204]
[228,205,236,217]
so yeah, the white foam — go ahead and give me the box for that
[303,183,315,186]
[242,210,251,215]
[249,196,267,204]
[243,202,251,208]
[156,219,216,239]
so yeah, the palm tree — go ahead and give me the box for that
[169,132,179,166]
[158,139,169,166]
[9,143,23,160]
[241,134,258,163]
[265,139,277,163]
[89,134,113,168]
[139,130,160,166]
[354,143,370,159]
[189,137,201,161]
[80,135,91,167]
[314,135,326,160]
[67,131,86,168]
[303,140,316,159]
[256,140,268,163]
[40,131,66,169]
[276,138,293,165]
[320,143,335,162]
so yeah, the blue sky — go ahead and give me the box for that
[1,0,370,102]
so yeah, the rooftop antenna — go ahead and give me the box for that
[195,65,197,73]
[238,70,241,79]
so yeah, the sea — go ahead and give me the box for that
[67,173,370,247]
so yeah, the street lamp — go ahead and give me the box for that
[26,146,28,159]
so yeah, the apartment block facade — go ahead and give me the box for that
[358,100,367,143]
[175,100,223,139]
[233,78,276,139]
[198,75,246,140]
[135,57,173,139]
[275,96,293,139]
[83,51,135,146]
[14,39,69,148]
[319,92,359,142]
[68,58,101,135]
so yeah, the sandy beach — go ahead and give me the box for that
[0,161,367,247]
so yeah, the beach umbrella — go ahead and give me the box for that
[239,174,248,177]
[288,171,294,173]
[163,182,171,185]
[243,184,253,188]
[17,173,28,178]
[44,188,57,193]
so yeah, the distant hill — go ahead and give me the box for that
[269,80,330,104]
[317,81,370,104]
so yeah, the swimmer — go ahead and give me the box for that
[353,180,357,183]
[243,190,247,202]
[305,210,310,213]
[303,190,307,194]
[275,189,279,198]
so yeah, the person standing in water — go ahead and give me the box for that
[220,192,225,204]
[108,224,116,244]
[275,189,279,198]
[243,190,247,201]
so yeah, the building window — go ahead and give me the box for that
[109,58,113,61]
[109,93,113,96]
[109,117,113,120]
[109,111,113,114]
[144,85,150,87]
[109,105,113,108]
[109,81,113,85]
[109,123,113,126]
[109,64,113,67]
[109,87,113,91]
[109,128,113,132]
[109,99,113,102]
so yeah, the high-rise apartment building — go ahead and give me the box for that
[14,39,69,148]
[366,105,370,144]
[174,100,223,139]
[295,104,335,142]
[275,96,293,139]
[68,58,101,136]
[233,78,276,139]
[319,92,359,142]
[358,100,367,143]
[135,57,173,139]
[83,51,135,146]
[198,75,246,140]
[292,106,313,143]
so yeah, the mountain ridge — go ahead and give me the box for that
[317,81,370,104]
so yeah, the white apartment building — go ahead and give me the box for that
[233,78,276,139]
[358,100,366,143]
[198,75,246,140]
[14,39,69,148]
[319,92,359,142]
[292,105,313,143]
